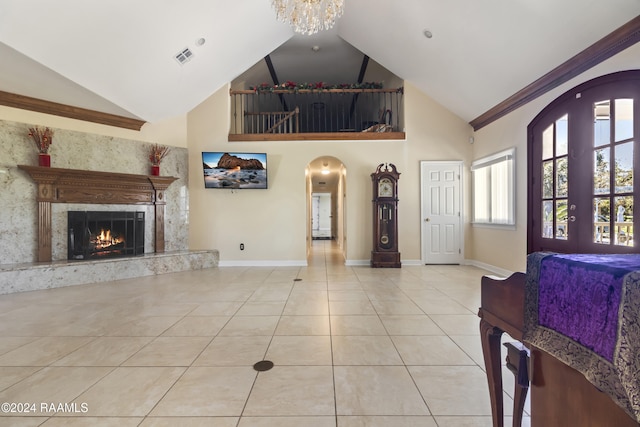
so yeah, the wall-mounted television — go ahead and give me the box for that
[202,152,268,189]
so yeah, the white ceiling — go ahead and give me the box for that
[0,0,638,124]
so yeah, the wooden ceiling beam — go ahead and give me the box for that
[0,90,145,131]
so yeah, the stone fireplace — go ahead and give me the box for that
[0,125,219,295]
[18,165,177,262]
[68,211,145,260]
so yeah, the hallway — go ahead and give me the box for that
[0,240,528,426]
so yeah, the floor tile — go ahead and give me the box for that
[105,316,183,337]
[282,299,329,315]
[379,315,444,335]
[330,315,387,335]
[243,366,335,416]
[392,336,475,365]
[238,416,335,427]
[72,367,185,416]
[52,337,153,366]
[139,417,238,426]
[194,336,271,366]
[218,316,280,336]
[189,301,244,316]
[337,416,437,426]
[0,337,38,355]
[0,367,112,415]
[329,300,376,315]
[0,337,94,366]
[236,301,286,315]
[370,299,424,315]
[161,316,230,336]
[332,335,403,365]
[150,367,257,416]
[334,366,430,415]
[0,418,49,426]
[409,365,492,416]
[429,314,481,336]
[275,315,330,335]
[41,418,143,426]
[265,336,332,365]
[449,335,485,366]
[122,337,210,366]
[0,367,41,390]
[247,287,292,302]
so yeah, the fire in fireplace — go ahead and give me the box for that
[68,211,145,260]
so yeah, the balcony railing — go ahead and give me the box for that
[229,88,405,141]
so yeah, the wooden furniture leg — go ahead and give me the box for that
[505,342,530,427]
[480,319,505,427]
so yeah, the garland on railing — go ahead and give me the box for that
[250,81,384,93]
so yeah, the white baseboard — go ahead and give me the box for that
[464,259,514,278]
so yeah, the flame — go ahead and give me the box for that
[92,228,125,249]
[99,229,110,242]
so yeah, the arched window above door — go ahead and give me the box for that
[528,70,640,254]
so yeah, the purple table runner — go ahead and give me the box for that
[538,253,640,362]
[523,252,640,423]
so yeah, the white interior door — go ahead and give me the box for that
[312,192,332,238]
[421,161,463,264]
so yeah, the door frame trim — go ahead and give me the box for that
[420,160,464,264]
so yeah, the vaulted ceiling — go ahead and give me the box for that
[0,1,638,129]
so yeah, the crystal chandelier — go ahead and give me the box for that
[272,0,345,35]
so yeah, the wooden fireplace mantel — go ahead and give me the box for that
[18,165,178,262]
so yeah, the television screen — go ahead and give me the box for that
[202,152,268,189]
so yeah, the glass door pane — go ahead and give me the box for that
[615,195,633,246]
[592,98,635,247]
[615,99,633,142]
[540,114,570,240]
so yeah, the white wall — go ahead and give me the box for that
[468,43,640,273]
[187,82,473,265]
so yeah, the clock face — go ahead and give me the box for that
[379,178,393,197]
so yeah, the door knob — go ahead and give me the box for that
[425,218,430,222]
[569,215,576,222]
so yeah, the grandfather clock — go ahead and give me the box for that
[371,163,401,268]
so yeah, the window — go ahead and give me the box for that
[471,148,515,226]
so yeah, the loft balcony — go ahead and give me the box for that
[229,86,405,142]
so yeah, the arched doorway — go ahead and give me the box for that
[306,156,347,262]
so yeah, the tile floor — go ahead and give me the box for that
[0,241,530,426]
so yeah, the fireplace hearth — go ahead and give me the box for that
[68,211,144,260]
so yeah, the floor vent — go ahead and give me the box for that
[253,360,274,372]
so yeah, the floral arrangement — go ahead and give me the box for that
[250,81,383,93]
[149,143,170,166]
[28,126,54,153]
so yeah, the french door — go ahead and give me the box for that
[528,71,640,254]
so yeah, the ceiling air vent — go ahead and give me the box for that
[175,47,194,65]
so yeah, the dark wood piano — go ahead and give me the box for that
[479,273,639,427]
